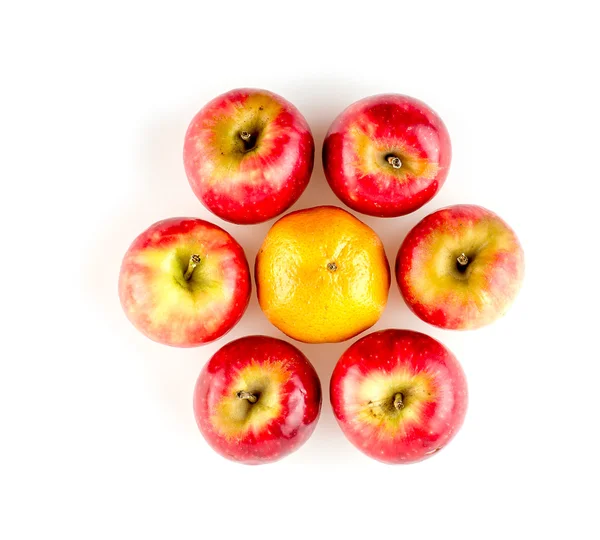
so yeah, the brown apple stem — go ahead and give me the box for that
[184,254,201,281]
[240,131,252,141]
[457,253,469,267]
[387,155,402,169]
[327,262,338,272]
[237,390,258,404]
[393,393,405,410]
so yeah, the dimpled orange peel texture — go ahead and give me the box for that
[255,206,390,343]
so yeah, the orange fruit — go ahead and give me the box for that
[255,205,390,343]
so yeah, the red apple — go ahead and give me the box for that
[396,204,525,329]
[183,88,315,224]
[330,329,467,464]
[193,335,322,464]
[323,94,451,217]
[118,218,251,347]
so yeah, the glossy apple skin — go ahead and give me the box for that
[330,329,467,464]
[323,94,451,217]
[119,218,251,347]
[396,205,525,330]
[184,88,315,224]
[194,336,322,464]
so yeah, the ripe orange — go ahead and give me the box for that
[255,206,390,343]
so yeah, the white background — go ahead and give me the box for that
[1,1,599,538]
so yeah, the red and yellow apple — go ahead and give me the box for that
[330,329,468,464]
[118,218,251,347]
[396,204,525,329]
[193,335,322,464]
[323,94,451,217]
[183,88,315,224]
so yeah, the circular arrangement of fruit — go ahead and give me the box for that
[119,89,524,465]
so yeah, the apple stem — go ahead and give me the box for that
[240,131,252,141]
[237,390,258,404]
[457,253,469,267]
[184,254,201,281]
[387,155,402,169]
[393,393,405,410]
